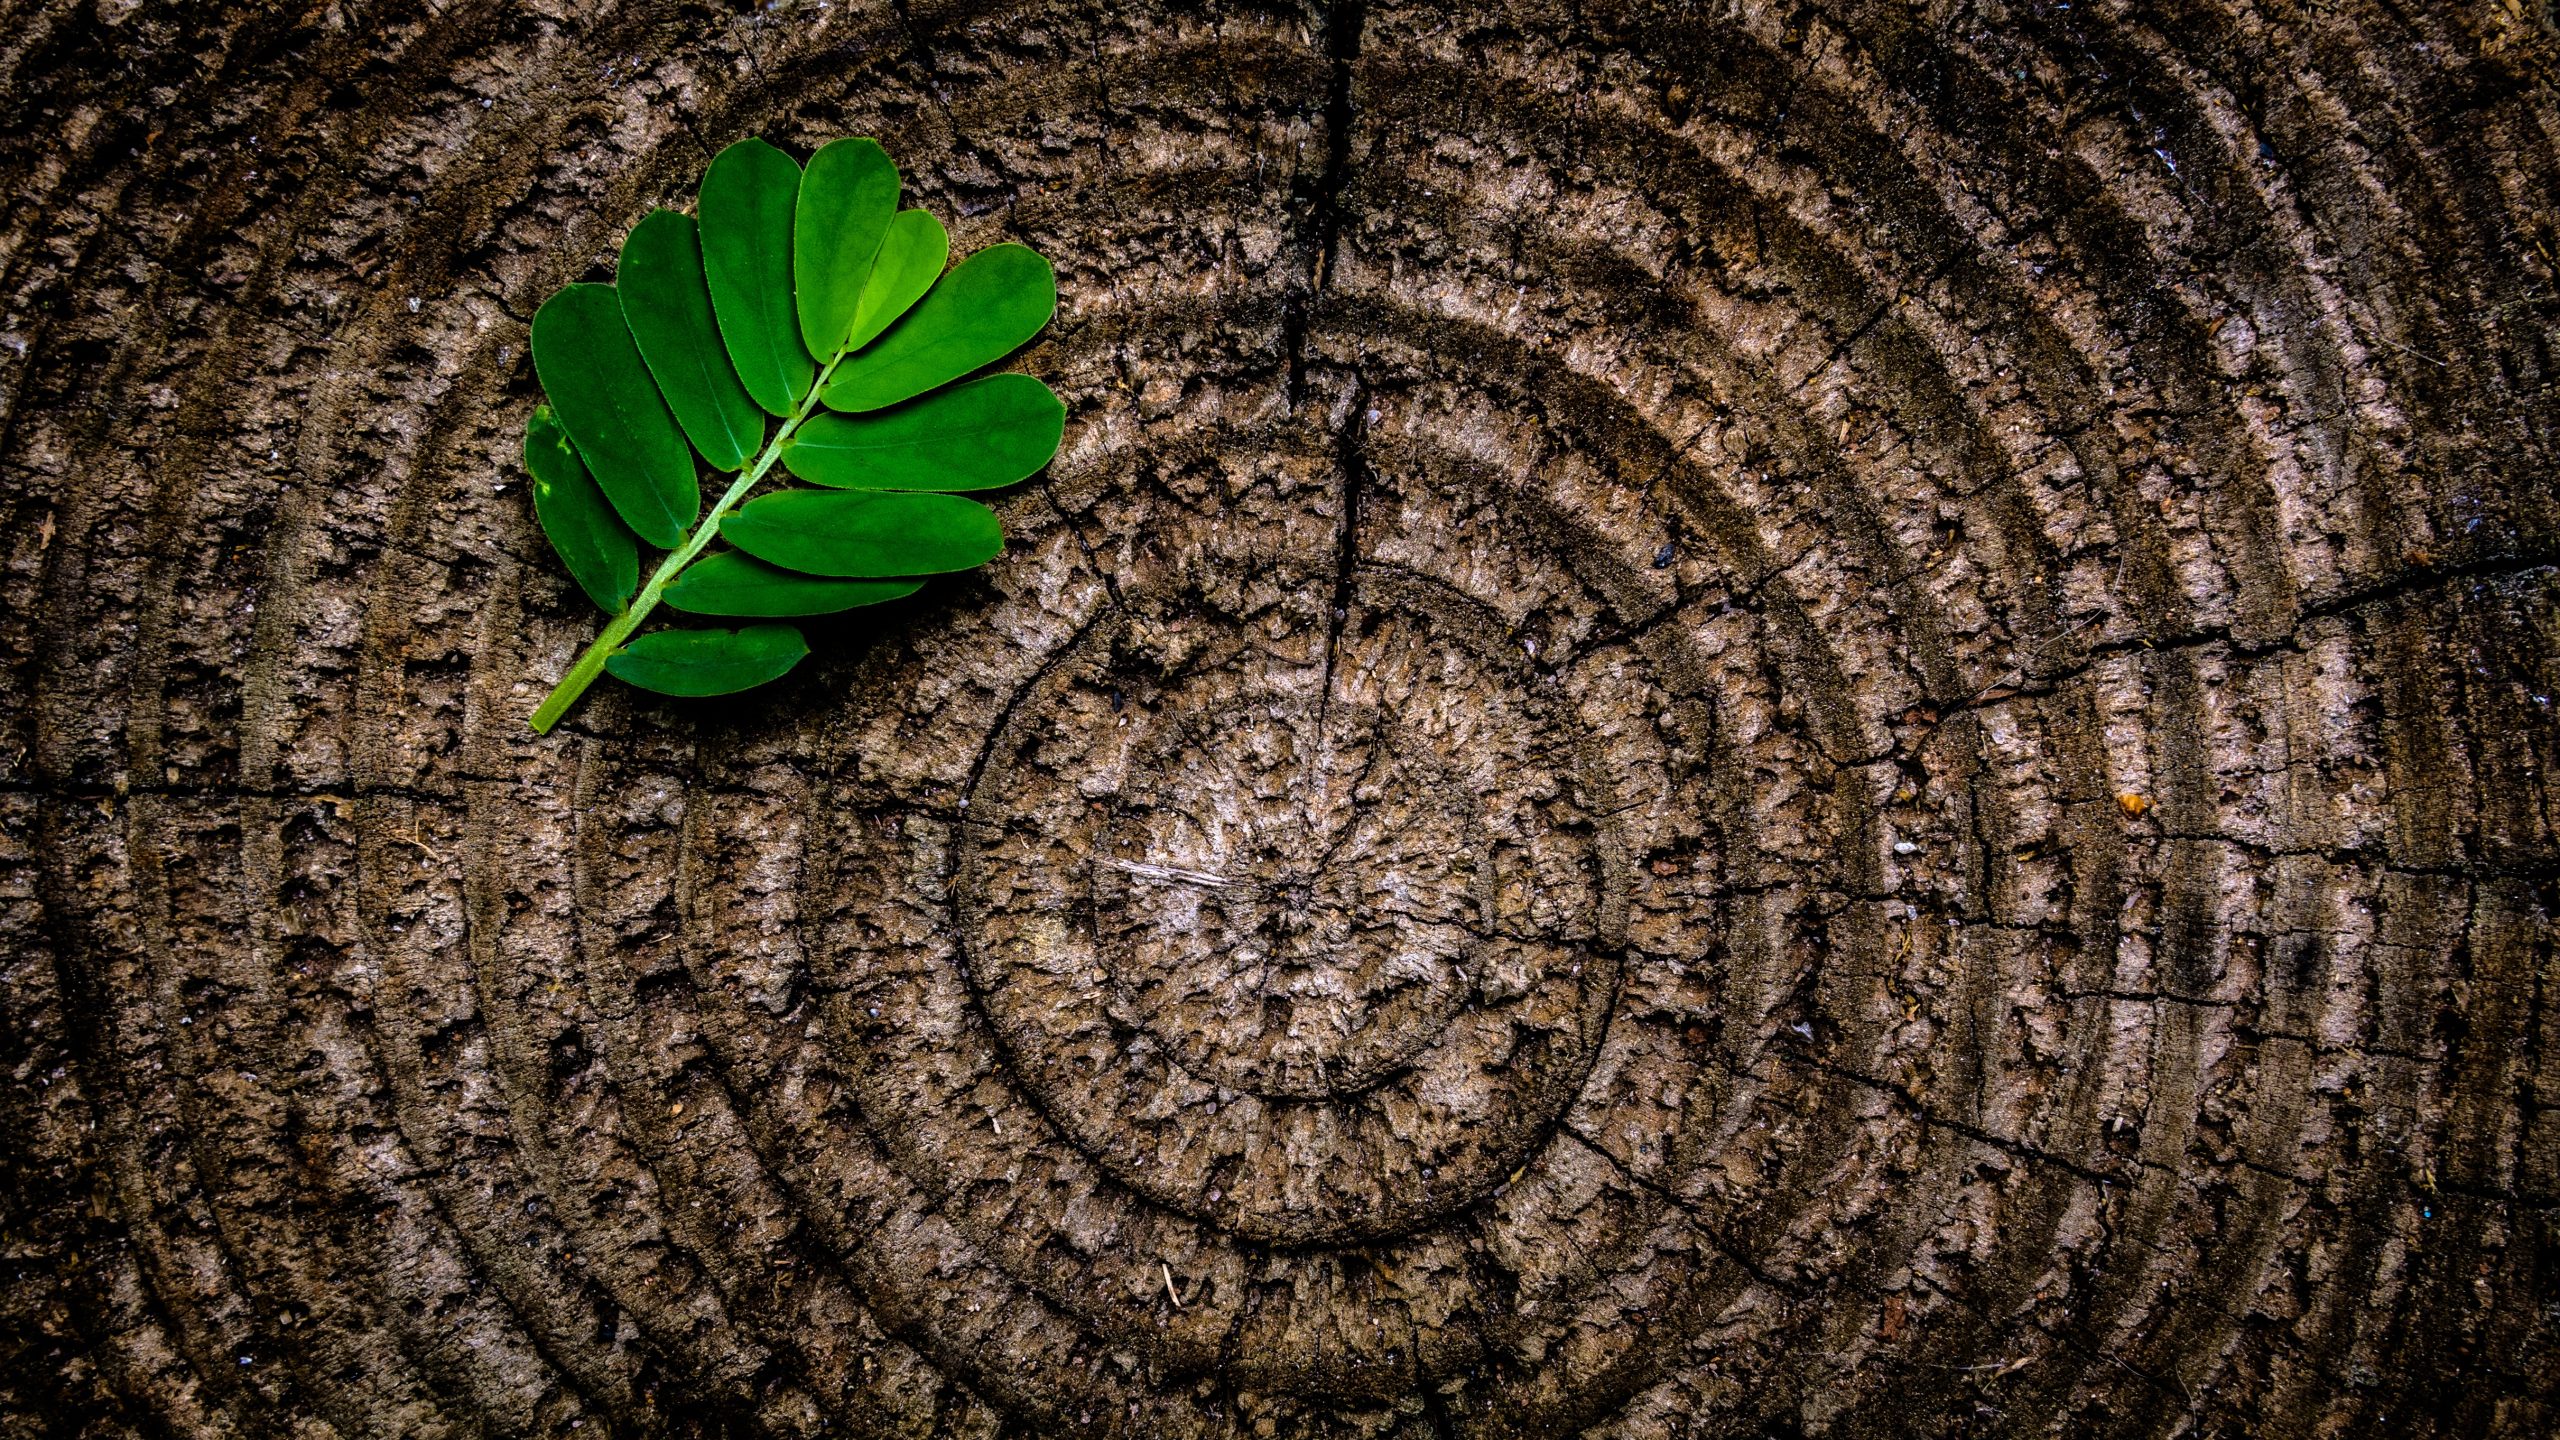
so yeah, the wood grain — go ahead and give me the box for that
[1,1,2555,1436]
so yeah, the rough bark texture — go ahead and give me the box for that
[3,1,2559,1436]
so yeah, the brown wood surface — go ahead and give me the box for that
[3,1,2557,1436]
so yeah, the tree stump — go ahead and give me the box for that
[3,2,2556,1436]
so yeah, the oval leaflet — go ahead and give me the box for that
[783,374,1064,491]
[722,489,1006,577]
[700,138,815,416]
[524,405,639,612]
[530,283,698,548]
[823,243,1057,413]
[605,625,810,697]
[620,209,765,471]
[664,551,926,617]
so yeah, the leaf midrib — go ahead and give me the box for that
[529,343,852,733]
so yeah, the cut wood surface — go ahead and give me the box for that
[2,1,2556,1436]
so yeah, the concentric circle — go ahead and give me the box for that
[4,2,2556,1438]
[955,558,1623,1242]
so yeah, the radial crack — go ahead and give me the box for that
[1316,378,1372,731]
[1281,0,1365,406]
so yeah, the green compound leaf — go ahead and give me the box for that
[844,209,949,353]
[620,209,765,471]
[605,624,809,697]
[722,489,1004,577]
[523,135,1065,730]
[794,137,900,358]
[663,551,925,617]
[699,138,814,416]
[524,405,638,612]
[531,283,698,548]
[783,374,1063,491]
[822,243,1056,413]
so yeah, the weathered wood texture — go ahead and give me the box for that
[3,1,2558,1436]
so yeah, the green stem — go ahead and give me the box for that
[529,355,845,734]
